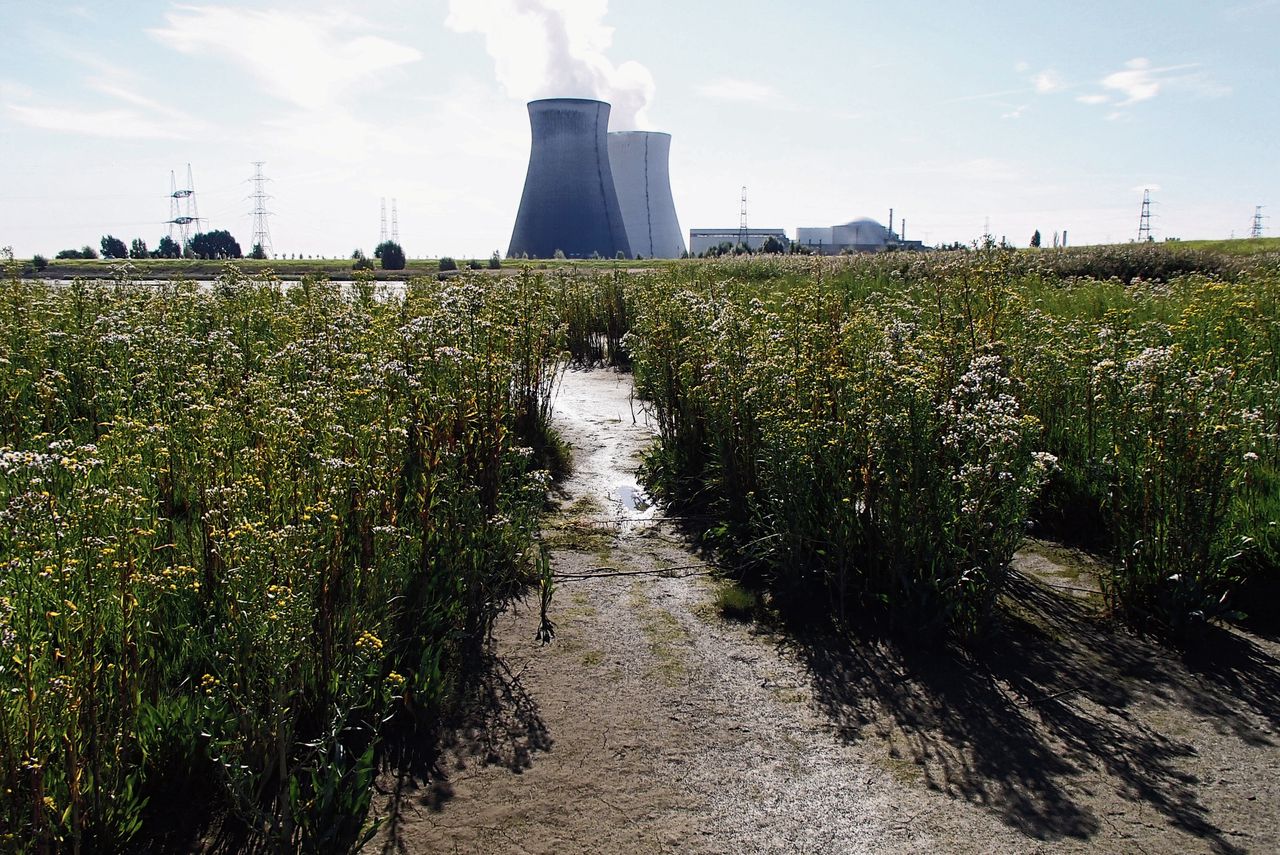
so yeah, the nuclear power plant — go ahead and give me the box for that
[507,97,928,259]
[608,131,686,258]
[508,98,631,259]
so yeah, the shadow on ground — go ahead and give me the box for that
[781,572,1280,855]
[374,651,550,853]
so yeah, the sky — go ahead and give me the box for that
[1,0,1277,258]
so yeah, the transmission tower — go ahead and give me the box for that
[390,198,400,244]
[167,164,200,247]
[248,162,273,258]
[379,198,388,244]
[1137,189,1153,242]
[1252,206,1266,239]
[738,186,748,248]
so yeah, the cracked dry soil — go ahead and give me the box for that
[367,368,1280,855]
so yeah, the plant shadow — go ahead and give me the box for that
[373,651,550,854]
[779,571,1279,854]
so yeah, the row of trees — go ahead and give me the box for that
[57,232,248,261]
[700,235,788,258]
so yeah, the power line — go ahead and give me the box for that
[738,186,748,248]
[379,197,388,245]
[390,198,399,245]
[1251,205,1266,239]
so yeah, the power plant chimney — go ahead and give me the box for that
[608,131,686,258]
[508,98,631,259]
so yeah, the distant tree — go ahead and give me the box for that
[156,235,181,259]
[438,256,458,271]
[467,258,483,270]
[374,240,406,270]
[553,249,566,260]
[56,245,101,260]
[249,243,267,260]
[352,253,374,271]
[189,230,242,259]
[351,248,365,260]
[129,238,148,259]
[488,251,501,270]
[100,235,127,259]
[32,254,48,272]
[1030,229,1041,248]
[761,235,786,254]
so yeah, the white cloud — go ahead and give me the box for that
[1077,59,1229,112]
[1102,58,1164,105]
[1031,70,1065,94]
[696,77,778,104]
[4,65,208,140]
[1001,105,1029,120]
[4,103,188,139]
[148,7,421,109]
[445,0,655,130]
[86,79,206,127]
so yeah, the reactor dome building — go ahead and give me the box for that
[508,98,631,260]
[608,131,686,258]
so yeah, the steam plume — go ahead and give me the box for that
[445,0,655,130]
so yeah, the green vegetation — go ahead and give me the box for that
[714,581,760,621]
[1,239,1276,846]
[610,245,1280,640]
[99,235,127,260]
[373,240,405,271]
[0,262,566,849]
[1169,236,1280,256]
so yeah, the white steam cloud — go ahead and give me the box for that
[445,0,655,130]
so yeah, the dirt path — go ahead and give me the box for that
[367,368,1280,855]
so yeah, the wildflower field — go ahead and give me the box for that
[0,268,564,849]
[1,241,1278,850]
[618,245,1279,640]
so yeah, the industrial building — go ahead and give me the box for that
[508,98,631,259]
[689,228,789,256]
[795,215,925,254]
[608,131,686,258]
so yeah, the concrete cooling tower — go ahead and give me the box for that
[607,131,686,259]
[508,98,631,259]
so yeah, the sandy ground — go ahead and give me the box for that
[366,368,1280,855]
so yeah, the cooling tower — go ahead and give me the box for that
[608,131,686,259]
[508,98,631,259]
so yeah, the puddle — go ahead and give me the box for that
[613,484,651,512]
